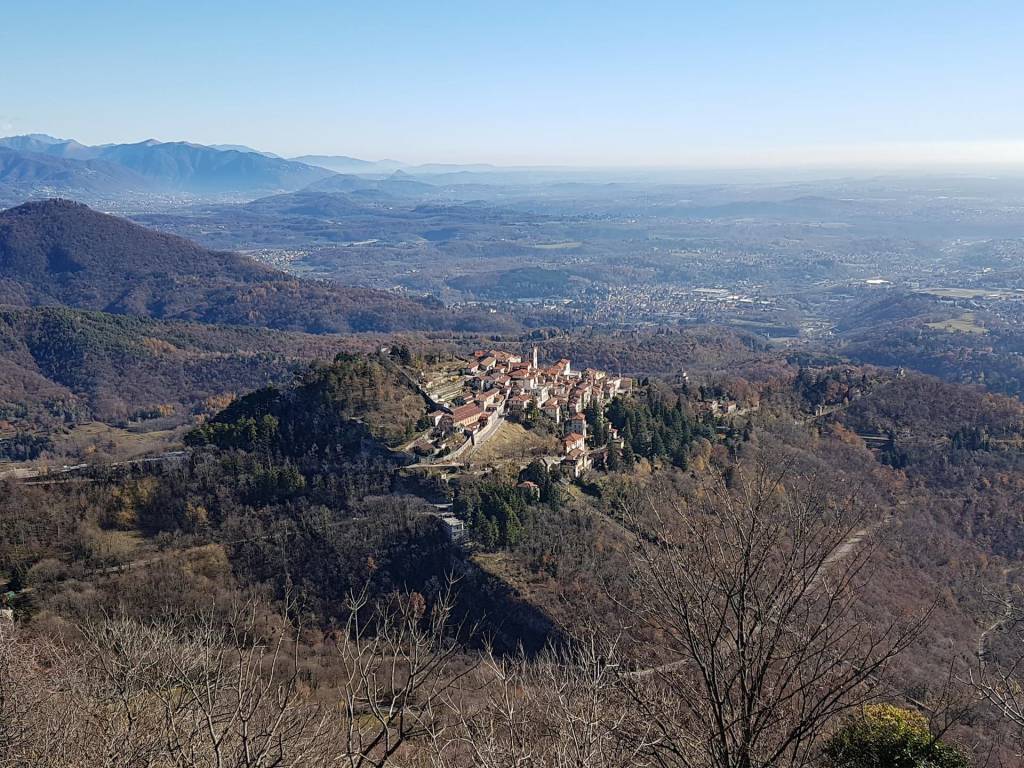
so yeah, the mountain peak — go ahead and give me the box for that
[2,133,69,145]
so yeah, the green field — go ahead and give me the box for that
[925,312,989,334]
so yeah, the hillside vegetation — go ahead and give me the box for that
[0,199,516,334]
[2,353,1001,764]
[187,352,427,451]
[0,307,367,457]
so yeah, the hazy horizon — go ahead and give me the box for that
[9,131,1024,180]
[4,1,1024,170]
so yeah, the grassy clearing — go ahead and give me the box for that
[925,312,989,334]
[51,422,184,463]
[95,529,147,562]
[467,421,558,465]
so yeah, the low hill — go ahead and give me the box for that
[0,199,515,334]
[243,190,376,218]
[188,352,426,452]
[303,172,438,199]
[0,198,274,316]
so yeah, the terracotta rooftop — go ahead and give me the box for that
[451,403,483,422]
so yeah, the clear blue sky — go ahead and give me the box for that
[4,0,1024,167]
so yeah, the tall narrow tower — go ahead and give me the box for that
[532,346,539,370]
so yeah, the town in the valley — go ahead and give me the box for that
[405,347,633,477]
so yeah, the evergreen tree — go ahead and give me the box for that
[671,444,688,469]
[504,509,523,547]
[520,459,549,487]
[621,442,636,470]
[606,444,621,471]
[482,517,500,549]
[546,477,565,510]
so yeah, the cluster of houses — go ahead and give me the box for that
[417,348,631,475]
[466,348,629,420]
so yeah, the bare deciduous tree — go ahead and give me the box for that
[0,582,475,768]
[67,603,334,767]
[429,631,662,768]
[333,580,476,767]
[0,621,87,768]
[619,462,927,768]
[971,583,1024,757]
[0,464,935,768]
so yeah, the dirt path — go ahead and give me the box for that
[978,565,1020,661]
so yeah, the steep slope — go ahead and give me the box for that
[0,199,514,334]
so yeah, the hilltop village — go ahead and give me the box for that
[409,348,632,476]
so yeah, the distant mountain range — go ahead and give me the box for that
[0,132,603,206]
[0,133,518,203]
[290,155,500,176]
[0,133,98,160]
[303,171,439,198]
[0,146,152,195]
[0,199,513,334]
[208,144,282,158]
[293,155,405,174]
[95,140,334,193]
[0,134,334,199]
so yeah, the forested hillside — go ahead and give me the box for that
[187,352,428,451]
[0,199,516,334]
[0,307,370,460]
[3,351,1007,764]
